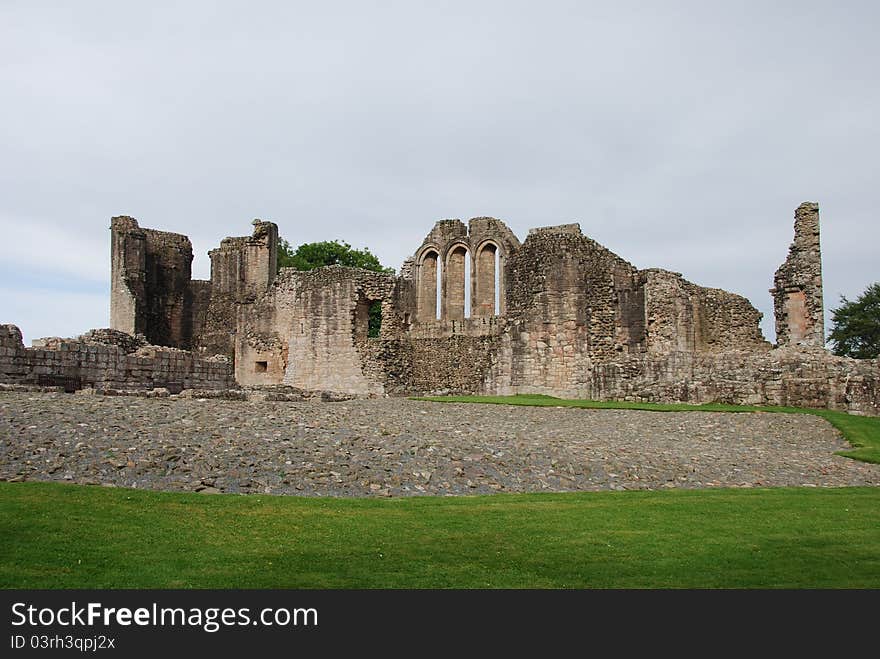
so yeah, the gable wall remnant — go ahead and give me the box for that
[642,269,769,354]
[411,217,521,327]
[772,202,824,347]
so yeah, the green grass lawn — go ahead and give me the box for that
[2,481,879,588]
[414,394,880,464]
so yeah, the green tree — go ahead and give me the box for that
[277,238,393,338]
[828,282,880,359]
[277,239,392,274]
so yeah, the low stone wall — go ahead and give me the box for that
[0,325,234,393]
[490,345,879,415]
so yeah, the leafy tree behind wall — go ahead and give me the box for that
[828,282,880,359]
[277,239,393,337]
[277,239,393,274]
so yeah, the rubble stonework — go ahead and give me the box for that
[111,216,277,356]
[2,202,877,415]
[772,202,825,347]
[0,324,233,393]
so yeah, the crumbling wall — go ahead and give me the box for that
[110,216,194,348]
[643,269,768,353]
[109,217,145,337]
[187,279,213,353]
[96,202,875,415]
[194,219,279,358]
[493,224,642,394]
[586,348,879,416]
[0,325,233,392]
[408,335,501,394]
[207,220,278,302]
[772,202,824,347]
[0,325,27,383]
[111,216,279,358]
[235,267,402,393]
[485,336,879,415]
[236,263,502,396]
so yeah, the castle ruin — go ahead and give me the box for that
[1,202,877,415]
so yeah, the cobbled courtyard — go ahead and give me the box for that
[1,393,878,496]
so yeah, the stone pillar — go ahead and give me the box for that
[771,202,824,347]
[109,216,147,336]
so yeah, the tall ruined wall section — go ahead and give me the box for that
[111,216,277,358]
[490,224,646,395]
[110,216,195,348]
[109,217,144,337]
[772,202,824,347]
[642,269,769,353]
[237,267,403,394]
[0,324,233,392]
[196,220,278,358]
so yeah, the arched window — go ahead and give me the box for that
[474,242,499,318]
[417,250,440,322]
[445,244,469,321]
[494,248,501,315]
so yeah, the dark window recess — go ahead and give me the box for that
[368,300,382,338]
[354,296,383,341]
[255,361,268,373]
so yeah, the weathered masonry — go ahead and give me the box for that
[771,202,825,348]
[90,202,879,415]
[0,326,233,393]
[1,202,877,414]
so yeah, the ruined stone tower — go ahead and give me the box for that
[771,202,825,347]
[110,216,195,348]
[110,216,278,354]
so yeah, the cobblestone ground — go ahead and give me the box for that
[1,393,878,496]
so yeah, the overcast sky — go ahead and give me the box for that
[1,1,877,345]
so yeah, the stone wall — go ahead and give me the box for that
[235,267,403,393]
[0,325,234,392]
[195,219,279,359]
[207,220,278,302]
[589,348,879,416]
[110,216,195,348]
[94,202,878,415]
[643,269,769,353]
[186,279,214,354]
[484,341,879,416]
[110,216,279,359]
[772,202,824,347]
[410,216,521,324]
[236,265,504,397]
